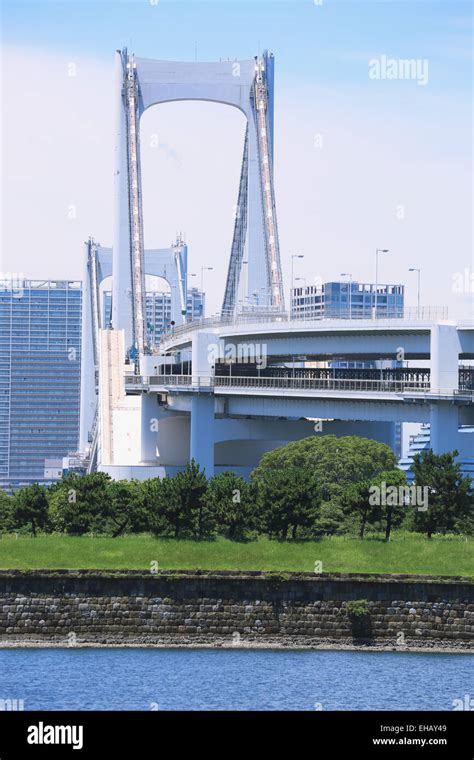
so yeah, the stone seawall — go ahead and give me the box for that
[0,571,472,650]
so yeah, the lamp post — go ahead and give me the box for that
[340,272,353,319]
[374,248,389,318]
[200,266,213,317]
[291,254,304,320]
[408,267,421,318]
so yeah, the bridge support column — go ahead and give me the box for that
[430,403,460,455]
[140,393,161,463]
[246,114,268,305]
[191,331,216,387]
[429,324,461,456]
[190,394,215,477]
[430,323,460,392]
[112,50,133,349]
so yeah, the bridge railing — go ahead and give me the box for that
[125,375,144,385]
[289,306,449,322]
[213,375,432,393]
[149,375,193,387]
[133,374,474,397]
[144,374,434,394]
[158,305,450,347]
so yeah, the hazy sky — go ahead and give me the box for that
[1,0,472,317]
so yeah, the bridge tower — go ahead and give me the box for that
[112,48,285,348]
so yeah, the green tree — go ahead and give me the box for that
[104,480,147,536]
[152,461,211,538]
[311,500,345,537]
[253,467,320,539]
[411,450,473,538]
[206,472,255,540]
[48,472,111,534]
[370,469,408,542]
[142,477,168,535]
[341,479,375,539]
[13,483,49,536]
[252,435,397,504]
[0,490,15,533]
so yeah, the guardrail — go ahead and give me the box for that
[128,374,473,398]
[149,375,193,387]
[143,374,429,394]
[158,306,451,347]
[214,376,431,393]
[125,375,144,385]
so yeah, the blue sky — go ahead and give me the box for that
[2,0,472,91]
[1,0,472,318]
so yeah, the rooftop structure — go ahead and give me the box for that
[290,281,405,320]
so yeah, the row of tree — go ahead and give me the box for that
[0,437,472,540]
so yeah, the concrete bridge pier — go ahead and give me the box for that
[190,394,215,477]
[140,392,160,463]
[430,323,460,392]
[429,322,463,456]
[141,395,190,466]
[430,402,460,455]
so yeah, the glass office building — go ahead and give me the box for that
[0,280,82,491]
[291,281,405,319]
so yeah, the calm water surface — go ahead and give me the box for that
[0,649,472,710]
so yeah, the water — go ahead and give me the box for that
[0,649,472,711]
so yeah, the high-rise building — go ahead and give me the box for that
[0,280,82,491]
[103,287,204,348]
[290,281,405,320]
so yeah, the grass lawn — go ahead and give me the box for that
[0,533,472,576]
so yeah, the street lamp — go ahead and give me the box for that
[200,267,213,316]
[340,272,353,319]
[374,249,389,318]
[408,268,421,318]
[291,254,304,319]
